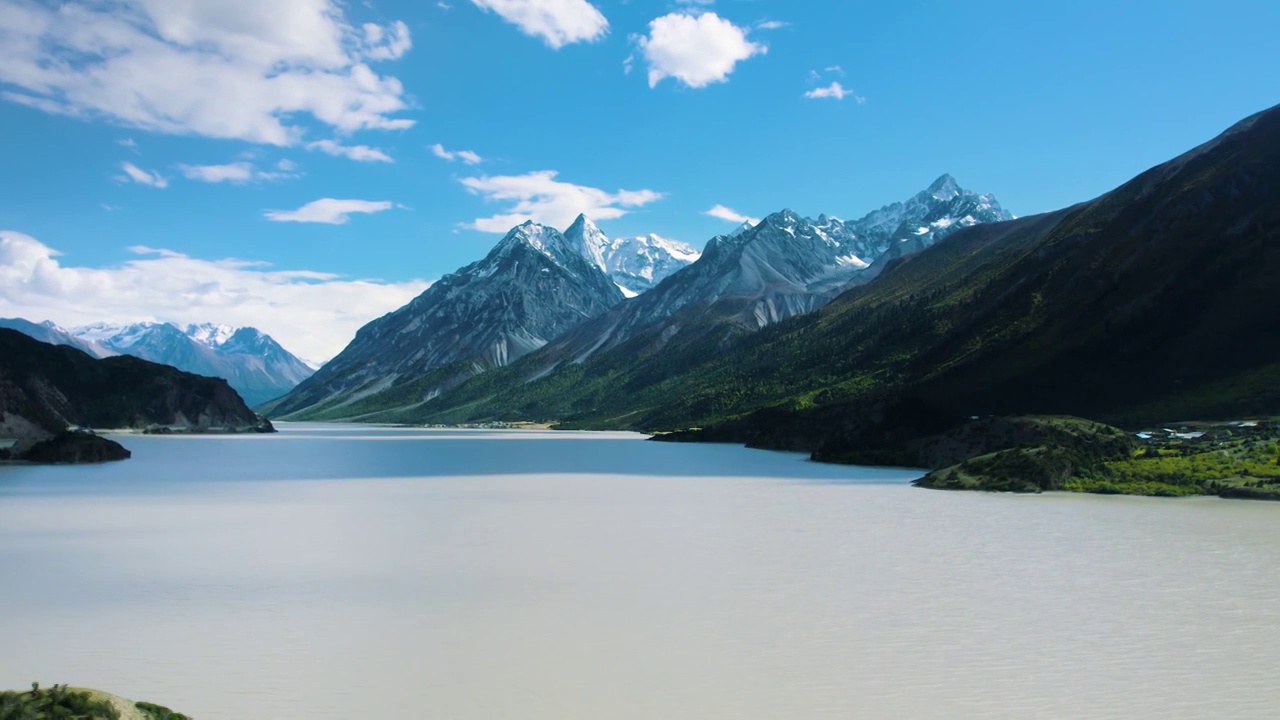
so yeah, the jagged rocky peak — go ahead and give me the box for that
[185,322,236,347]
[561,213,701,296]
[926,173,962,201]
[494,221,579,266]
[562,214,610,269]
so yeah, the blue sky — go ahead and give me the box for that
[1,0,1277,360]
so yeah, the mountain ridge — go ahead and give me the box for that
[0,329,273,461]
[297,175,1013,423]
[48,321,315,407]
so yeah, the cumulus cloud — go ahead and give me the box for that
[705,204,758,225]
[264,198,395,225]
[307,139,394,163]
[0,230,429,363]
[804,82,863,102]
[460,170,663,232]
[118,162,168,188]
[635,12,765,89]
[0,0,414,146]
[179,161,294,184]
[469,0,608,49]
[430,143,484,165]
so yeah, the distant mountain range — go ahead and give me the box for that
[0,328,270,462]
[264,175,1013,421]
[0,319,314,407]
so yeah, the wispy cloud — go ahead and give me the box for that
[635,12,765,89]
[756,20,789,30]
[430,143,484,165]
[265,199,395,225]
[460,170,663,232]
[468,0,609,49]
[117,162,168,188]
[179,161,296,184]
[0,230,429,363]
[804,82,864,102]
[805,65,862,102]
[0,0,414,146]
[307,140,394,163]
[705,204,758,225]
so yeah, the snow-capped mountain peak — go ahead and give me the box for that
[726,220,757,239]
[560,215,701,296]
[563,214,610,270]
[926,173,962,202]
[186,322,237,347]
[70,321,130,344]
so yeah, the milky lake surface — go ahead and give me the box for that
[1,423,1278,719]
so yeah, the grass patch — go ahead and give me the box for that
[1,684,120,720]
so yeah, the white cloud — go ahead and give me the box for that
[804,82,863,102]
[0,0,414,146]
[430,143,484,165]
[264,198,395,225]
[118,162,168,188]
[468,0,609,49]
[635,12,765,89]
[460,170,664,232]
[360,20,412,61]
[756,20,789,30]
[117,137,139,152]
[705,204,758,225]
[0,230,429,363]
[307,139,394,163]
[179,161,294,184]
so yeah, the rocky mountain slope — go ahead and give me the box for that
[0,318,115,358]
[0,329,272,461]
[263,221,626,420]
[64,322,314,406]
[363,177,1012,424]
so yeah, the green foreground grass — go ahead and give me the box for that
[0,684,190,720]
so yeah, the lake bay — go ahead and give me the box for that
[1,424,1277,719]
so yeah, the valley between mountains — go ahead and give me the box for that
[6,104,1280,500]
[259,103,1280,499]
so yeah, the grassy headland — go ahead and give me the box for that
[917,418,1280,499]
[0,684,190,720]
